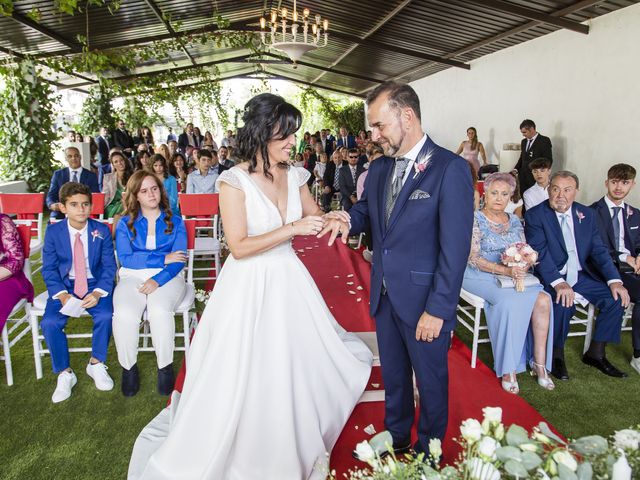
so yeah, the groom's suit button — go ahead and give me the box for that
[383,249,389,255]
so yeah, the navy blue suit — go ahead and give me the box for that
[96,135,110,165]
[524,201,624,348]
[46,168,100,219]
[590,197,640,350]
[336,135,357,150]
[348,136,474,451]
[41,219,117,373]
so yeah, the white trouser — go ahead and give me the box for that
[112,268,186,369]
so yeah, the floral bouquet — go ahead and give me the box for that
[501,242,538,292]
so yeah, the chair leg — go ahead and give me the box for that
[30,314,43,380]
[471,307,481,369]
[583,304,596,354]
[215,252,221,279]
[142,319,150,349]
[182,311,190,356]
[2,324,13,386]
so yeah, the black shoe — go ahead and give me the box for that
[551,358,569,381]
[582,355,628,378]
[121,364,140,397]
[157,363,175,395]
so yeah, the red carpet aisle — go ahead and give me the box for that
[173,237,558,478]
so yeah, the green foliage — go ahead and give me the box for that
[299,87,364,135]
[115,98,163,133]
[77,82,115,135]
[0,60,59,192]
[0,0,12,16]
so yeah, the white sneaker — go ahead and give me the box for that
[86,362,114,391]
[52,370,77,403]
[362,249,373,263]
[630,357,640,375]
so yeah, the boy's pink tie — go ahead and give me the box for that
[73,232,88,298]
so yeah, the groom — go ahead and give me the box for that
[321,82,473,455]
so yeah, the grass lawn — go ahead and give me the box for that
[1,258,639,479]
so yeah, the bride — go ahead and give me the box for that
[128,93,373,479]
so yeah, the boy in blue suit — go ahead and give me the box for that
[46,146,100,220]
[41,183,117,403]
[524,171,630,381]
[590,164,640,374]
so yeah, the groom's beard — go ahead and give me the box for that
[380,131,405,157]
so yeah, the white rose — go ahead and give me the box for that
[552,450,578,472]
[532,432,552,445]
[519,443,538,452]
[612,451,632,480]
[354,441,375,462]
[429,438,442,462]
[505,247,518,257]
[467,458,501,480]
[482,407,502,424]
[461,419,483,443]
[494,424,505,441]
[514,253,522,262]
[478,436,499,460]
[613,429,640,451]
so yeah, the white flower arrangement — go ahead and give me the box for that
[194,289,212,304]
[338,407,638,480]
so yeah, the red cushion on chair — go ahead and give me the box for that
[184,219,196,250]
[91,192,106,217]
[0,193,44,215]
[178,193,220,216]
[15,224,32,257]
[476,181,485,197]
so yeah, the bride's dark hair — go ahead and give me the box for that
[236,93,302,181]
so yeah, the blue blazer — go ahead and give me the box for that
[42,219,116,298]
[590,197,640,264]
[96,136,110,165]
[115,211,187,287]
[524,200,620,286]
[336,135,357,150]
[46,168,100,219]
[349,136,474,330]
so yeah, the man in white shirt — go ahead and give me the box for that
[524,171,630,380]
[590,163,640,374]
[186,149,226,194]
[522,157,551,210]
[221,130,237,148]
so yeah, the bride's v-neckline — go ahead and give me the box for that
[238,168,289,225]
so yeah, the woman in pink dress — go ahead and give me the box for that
[456,126,487,174]
[0,214,34,332]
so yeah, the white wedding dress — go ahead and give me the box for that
[128,166,373,480]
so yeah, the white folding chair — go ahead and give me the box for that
[0,193,45,274]
[179,193,221,282]
[1,225,33,385]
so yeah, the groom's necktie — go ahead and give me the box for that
[385,157,409,224]
[611,206,622,250]
[560,213,578,286]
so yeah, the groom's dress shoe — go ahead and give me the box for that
[582,355,628,378]
[551,358,569,381]
[52,370,77,403]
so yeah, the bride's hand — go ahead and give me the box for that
[323,211,351,224]
[292,216,325,236]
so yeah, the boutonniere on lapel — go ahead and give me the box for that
[412,160,428,179]
[576,210,585,224]
[91,229,104,242]
[627,206,634,217]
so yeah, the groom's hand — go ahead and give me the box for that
[416,311,443,342]
[317,218,349,246]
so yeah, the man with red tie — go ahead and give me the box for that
[41,183,116,403]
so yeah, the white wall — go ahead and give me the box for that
[411,3,640,206]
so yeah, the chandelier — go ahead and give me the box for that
[259,0,329,64]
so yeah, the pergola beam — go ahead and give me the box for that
[260,70,365,98]
[464,0,589,35]
[143,0,197,66]
[10,11,82,52]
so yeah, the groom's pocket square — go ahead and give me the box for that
[409,190,430,200]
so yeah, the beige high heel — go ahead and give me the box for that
[530,360,555,390]
[501,372,519,394]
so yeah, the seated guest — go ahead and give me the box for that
[0,214,34,335]
[168,140,178,159]
[203,130,218,150]
[113,171,187,396]
[357,142,384,201]
[307,142,324,187]
[41,183,116,403]
[321,151,344,212]
[525,171,630,380]
[463,172,554,394]
[186,149,226,194]
[590,164,640,374]
[47,147,100,219]
[157,144,172,167]
[134,150,151,171]
[339,148,365,211]
[168,153,189,193]
[313,152,328,185]
[103,151,133,219]
[149,154,179,214]
[293,153,305,168]
[522,157,552,211]
[218,146,235,169]
[504,171,523,218]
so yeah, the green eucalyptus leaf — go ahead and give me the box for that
[557,463,578,480]
[496,446,522,462]
[521,451,543,470]
[576,461,593,480]
[506,424,529,447]
[570,436,608,456]
[505,459,529,477]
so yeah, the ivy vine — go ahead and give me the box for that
[299,88,365,135]
[0,60,59,192]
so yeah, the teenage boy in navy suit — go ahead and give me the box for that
[41,183,117,403]
[590,163,640,374]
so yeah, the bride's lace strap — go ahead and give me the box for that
[216,169,243,191]
[295,166,311,187]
